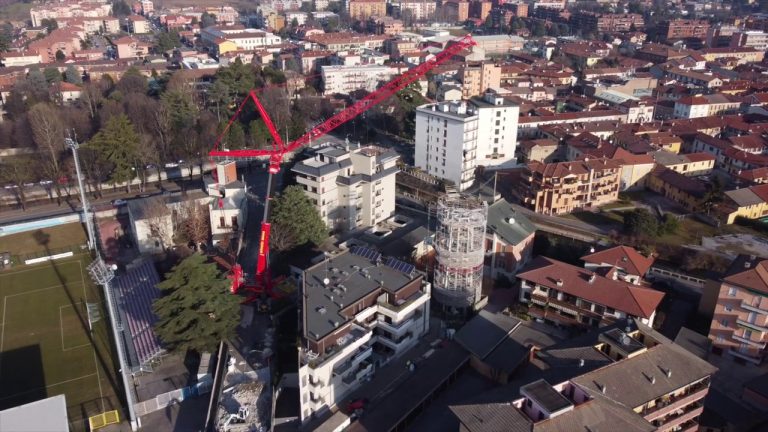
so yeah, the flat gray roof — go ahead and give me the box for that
[520,379,572,413]
[0,394,68,432]
[304,249,420,341]
[726,188,763,207]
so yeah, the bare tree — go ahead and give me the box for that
[152,102,172,163]
[178,201,210,249]
[79,82,103,120]
[0,156,34,210]
[28,103,66,204]
[135,133,161,191]
[260,87,291,138]
[142,197,172,251]
[269,222,296,252]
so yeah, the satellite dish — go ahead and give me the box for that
[111,264,118,271]
[323,278,330,286]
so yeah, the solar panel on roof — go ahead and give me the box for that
[385,257,415,275]
[350,246,381,262]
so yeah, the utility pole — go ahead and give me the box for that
[66,135,96,251]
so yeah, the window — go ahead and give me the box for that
[495,120,500,126]
[716,335,724,342]
[728,287,737,296]
[721,319,728,327]
[496,111,501,117]
[724,305,732,312]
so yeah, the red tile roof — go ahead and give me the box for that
[723,257,768,294]
[517,257,664,319]
[581,245,655,277]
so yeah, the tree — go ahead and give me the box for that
[200,12,217,28]
[623,208,659,237]
[214,59,256,97]
[0,156,34,210]
[44,67,62,83]
[178,202,210,247]
[55,49,66,62]
[116,67,147,95]
[79,82,104,119]
[0,23,14,52]
[659,214,680,235]
[28,103,66,203]
[270,185,327,249]
[156,30,182,52]
[153,254,241,353]
[65,65,82,84]
[141,196,173,250]
[223,122,245,149]
[86,114,139,190]
[111,0,132,17]
[41,18,58,32]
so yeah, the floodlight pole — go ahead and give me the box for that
[66,136,96,251]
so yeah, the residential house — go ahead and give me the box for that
[484,199,536,283]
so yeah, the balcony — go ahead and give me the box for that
[737,319,768,333]
[342,360,373,385]
[642,381,709,421]
[741,301,768,315]
[531,293,581,316]
[528,304,584,327]
[376,313,418,337]
[732,333,767,349]
[729,348,762,364]
[651,402,704,431]
[334,344,373,376]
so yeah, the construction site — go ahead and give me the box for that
[432,194,488,310]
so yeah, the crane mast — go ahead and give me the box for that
[210,35,476,301]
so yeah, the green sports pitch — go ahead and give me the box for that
[0,255,123,431]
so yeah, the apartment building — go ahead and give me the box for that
[321,64,396,95]
[305,33,389,51]
[469,0,492,21]
[517,110,628,138]
[730,30,768,51]
[28,27,84,63]
[114,36,151,59]
[518,256,664,328]
[298,247,431,422]
[30,2,113,27]
[533,0,566,9]
[1,52,42,67]
[57,16,120,35]
[415,92,520,191]
[647,167,709,212]
[660,19,710,41]
[471,34,525,55]
[292,144,398,232]
[395,0,436,20]
[571,11,645,33]
[454,321,716,432]
[518,158,623,215]
[444,0,470,22]
[140,0,154,15]
[707,255,768,364]
[200,26,281,55]
[699,47,765,64]
[126,15,150,34]
[348,0,386,20]
[458,62,500,99]
[673,94,741,119]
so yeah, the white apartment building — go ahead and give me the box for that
[731,31,768,51]
[321,64,397,95]
[200,26,282,51]
[292,144,399,232]
[673,94,741,119]
[397,0,437,20]
[298,247,431,422]
[415,91,520,191]
[30,2,113,27]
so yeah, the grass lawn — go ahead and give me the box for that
[0,255,122,431]
[0,223,87,257]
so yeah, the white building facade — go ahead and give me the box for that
[205,162,248,242]
[415,92,519,191]
[292,144,399,232]
[321,64,397,95]
[298,249,431,422]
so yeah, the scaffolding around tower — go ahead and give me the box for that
[432,194,488,309]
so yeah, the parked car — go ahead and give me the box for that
[111,199,128,206]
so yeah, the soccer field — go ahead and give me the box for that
[0,255,123,431]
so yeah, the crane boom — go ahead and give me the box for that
[209,35,476,301]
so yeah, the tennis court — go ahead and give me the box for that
[0,255,123,431]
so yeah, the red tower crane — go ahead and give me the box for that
[209,35,476,302]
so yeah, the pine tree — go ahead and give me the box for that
[65,65,83,84]
[270,185,328,250]
[153,254,241,353]
[87,114,139,189]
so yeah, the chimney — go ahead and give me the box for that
[588,274,596,284]
[556,279,564,287]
